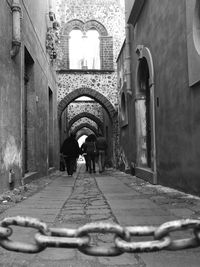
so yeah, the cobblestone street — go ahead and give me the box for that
[0,164,200,266]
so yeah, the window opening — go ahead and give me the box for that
[69,29,100,70]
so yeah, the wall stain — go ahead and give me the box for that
[3,136,21,170]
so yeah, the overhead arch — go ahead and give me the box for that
[69,112,104,133]
[63,19,108,36]
[76,129,92,140]
[58,87,117,120]
[84,20,108,36]
[63,19,84,35]
[73,123,98,137]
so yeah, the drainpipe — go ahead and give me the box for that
[10,0,21,58]
[125,24,132,96]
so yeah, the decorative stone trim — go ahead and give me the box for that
[63,19,108,36]
[46,27,59,61]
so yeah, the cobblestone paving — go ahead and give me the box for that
[55,171,117,226]
[50,167,139,267]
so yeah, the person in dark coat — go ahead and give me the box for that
[86,134,97,173]
[96,133,107,173]
[60,132,80,176]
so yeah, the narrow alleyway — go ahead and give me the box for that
[0,164,200,266]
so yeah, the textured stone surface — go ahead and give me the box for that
[57,72,118,107]
[71,118,98,131]
[56,0,125,62]
[68,102,103,120]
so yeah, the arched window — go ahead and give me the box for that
[69,29,100,70]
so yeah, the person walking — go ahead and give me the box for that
[60,132,80,176]
[86,134,97,173]
[96,134,107,173]
[80,137,89,171]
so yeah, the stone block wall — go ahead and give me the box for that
[56,0,125,62]
[58,72,118,107]
[67,102,103,121]
[71,118,98,132]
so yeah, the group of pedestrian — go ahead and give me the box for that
[60,132,108,175]
[80,133,107,174]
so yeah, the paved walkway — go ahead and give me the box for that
[0,163,200,266]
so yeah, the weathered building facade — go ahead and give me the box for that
[0,0,59,192]
[117,0,200,196]
[56,0,125,166]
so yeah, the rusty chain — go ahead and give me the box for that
[0,216,200,256]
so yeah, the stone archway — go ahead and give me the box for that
[58,87,116,119]
[73,123,98,137]
[76,129,93,140]
[63,19,108,36]
[68,112,104,134]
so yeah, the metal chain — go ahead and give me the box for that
[0,216,200,256]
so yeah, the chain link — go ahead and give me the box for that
[76,222,131,256]
[115,226,171,253]
[0,216,49,253]
[0,216,200,256]
[35,233,90,249]
[154,219,200,250]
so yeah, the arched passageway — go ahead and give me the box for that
[58,87,116,119]
[58,87,118,167]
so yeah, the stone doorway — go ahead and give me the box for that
[135,46,157,184]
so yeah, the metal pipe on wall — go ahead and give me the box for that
[125,24,132,96]
[10,0,21,58]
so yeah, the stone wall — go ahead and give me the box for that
[56,0,125,62]
[0,0,58,192]
[121,0,200,195]
[58,72,118,107]
[71,118,98,132]
[67,102,103,121]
